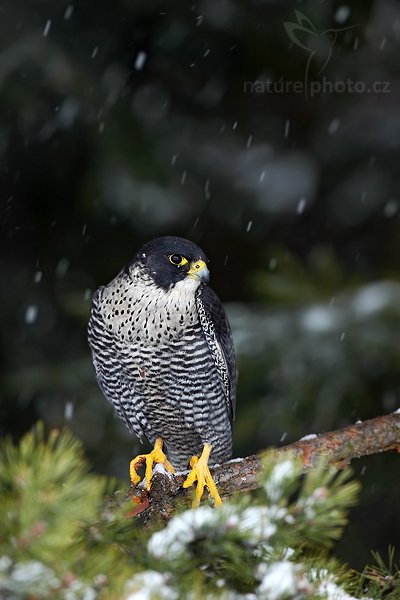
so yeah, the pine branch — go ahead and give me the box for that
[130,411,400,522]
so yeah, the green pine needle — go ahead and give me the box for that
[0,423,397,599]
[0,423,134,598]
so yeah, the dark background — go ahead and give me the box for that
[1,0,400,569]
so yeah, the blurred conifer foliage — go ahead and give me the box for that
[1,0,400,570]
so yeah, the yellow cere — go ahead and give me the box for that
[187,259,207,275]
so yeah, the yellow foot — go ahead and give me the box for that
[183,443,222,508]
[130,437,174,491]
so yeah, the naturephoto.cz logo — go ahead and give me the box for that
[243,10,391,99]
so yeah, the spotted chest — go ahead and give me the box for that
[98,271,200,343]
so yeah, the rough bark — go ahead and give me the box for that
[128,411,400,523]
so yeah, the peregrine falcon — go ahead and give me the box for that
[88,236,236,506]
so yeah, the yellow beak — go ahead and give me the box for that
[187,259,210,283]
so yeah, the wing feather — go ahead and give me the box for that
[195,284,236,422]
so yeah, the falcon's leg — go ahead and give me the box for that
[130,437,174,491]
[183,443,222,508]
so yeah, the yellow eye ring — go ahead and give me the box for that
[168,254,189,267]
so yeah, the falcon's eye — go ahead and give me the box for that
[168,254,189,267]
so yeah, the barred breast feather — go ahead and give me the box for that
[88,268,236,470]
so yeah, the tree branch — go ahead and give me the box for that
[128,411,400,522]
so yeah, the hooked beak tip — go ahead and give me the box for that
[196,267,210,284]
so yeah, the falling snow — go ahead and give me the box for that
[334,6,351,24]
[297,197,307,214]
[328,118,340,134]
[25,305,38,324]
[64,5,74,20]
[204,179,210,199]
[43,19,51,37]
[64,402,74,421]
[269,257,278,270]
[56,258,70,278]
[383,199,398,218]
[246,220,253,232]
[134,51,147,71]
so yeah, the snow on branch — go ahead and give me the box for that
[129,411,400,522]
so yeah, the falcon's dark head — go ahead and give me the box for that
[128,236,210,291]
